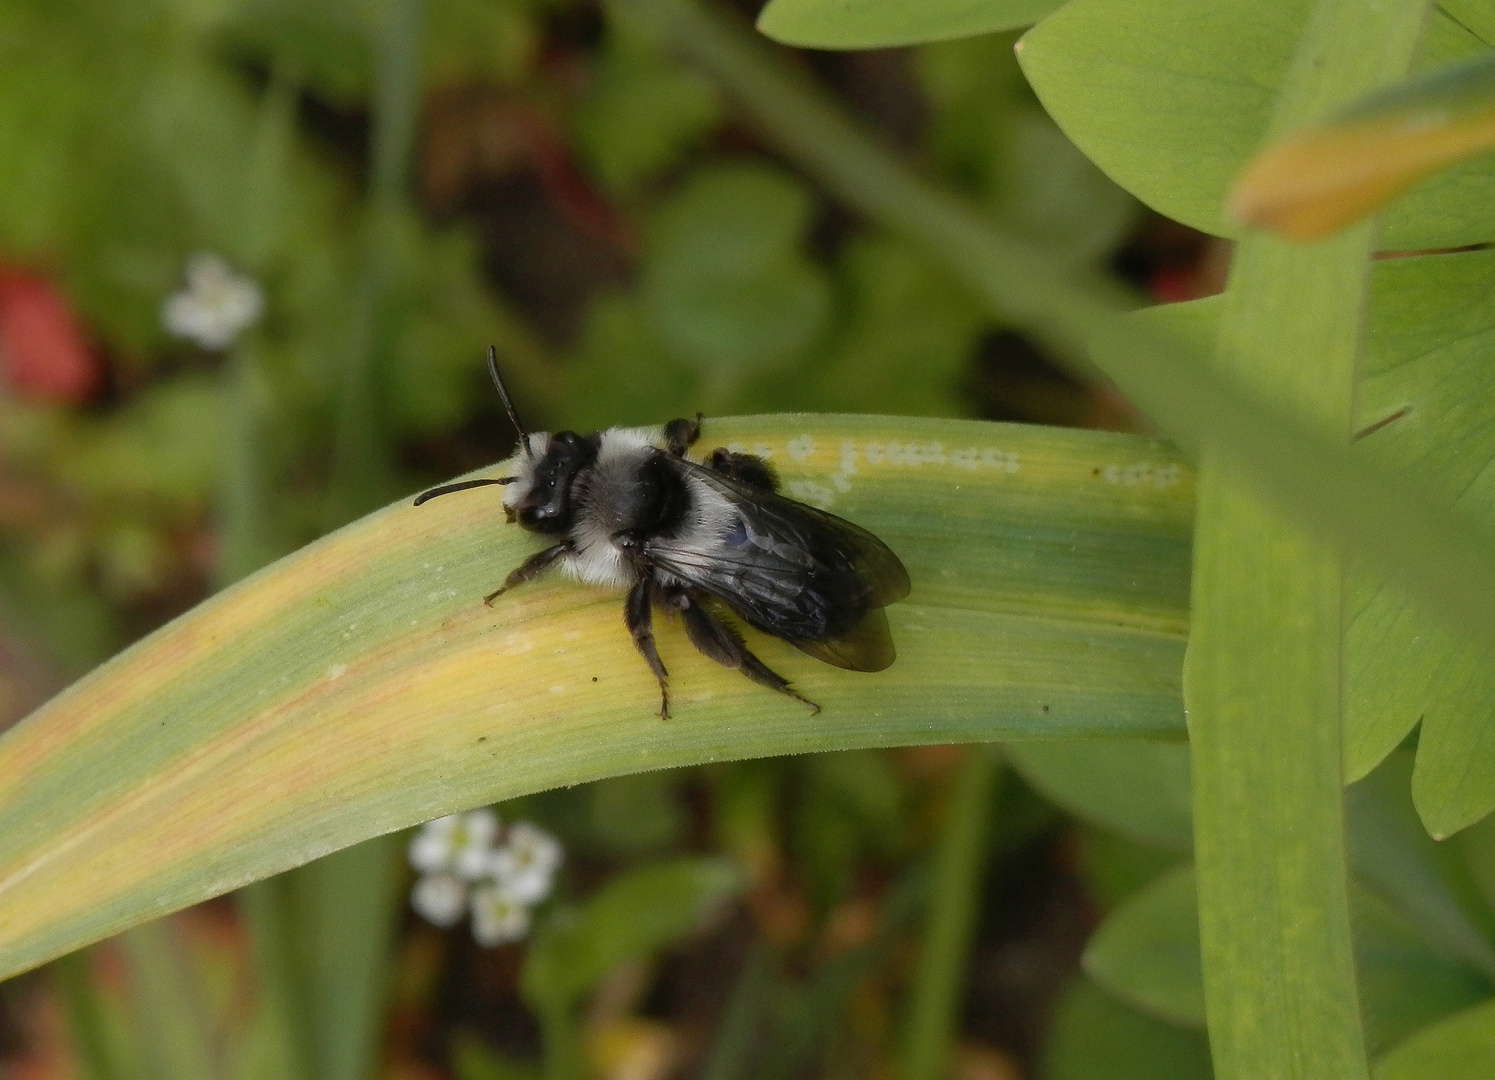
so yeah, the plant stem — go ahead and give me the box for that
[699,947,772,1080]
[898,749,999,1080]
[239,879,316,1080]
[326,0,428,528]
[539,1004,587,1080]
[218,53,300,588]
[1189,3,1430,1077]
[120,920,221,1080]
[292,7,430,1077]
[52,950,118,1080]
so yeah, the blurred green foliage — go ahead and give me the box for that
[0,0,1126,679]
[11,0,1495,1078]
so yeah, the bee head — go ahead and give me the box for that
[503,431,597,534]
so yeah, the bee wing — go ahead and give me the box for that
[673,457,910,605]
[642,457,909,672]
[791,604,898,672]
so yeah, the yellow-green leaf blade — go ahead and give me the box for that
[0,414,1192,980]
[1231,54,1495,240]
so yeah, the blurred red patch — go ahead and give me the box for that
[0,269,98,404]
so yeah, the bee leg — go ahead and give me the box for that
[678,594,820,714]
[704,449,779,494]
[484,541,572,605]
[625,581,670,718]
[663,413,704,457]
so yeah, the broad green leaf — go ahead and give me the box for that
[1460,812,1495,917]
[914,36,1140,271]
[1017,0,1495,250]
[1375,998,1495,1079]
[1356,250,1495,835]
[573,9,723,195]
[788,235,987,418]
[1075,828,1184,913]
[757,0,1061,49]
[1006,738,1192,850]
[1139,247,1495,837]
[1086,865,1494,1051]
[1230,54,1495,240]
[1042,977,1213,1080]
[641,164,830,388]
[1084,864,1204,1028]
[1355,892,1494,1057]
[0,415,1192,980]
[1347,751,1495,982]
[520,857,743,1012]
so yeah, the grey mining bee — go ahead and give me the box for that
[415,348,910,717]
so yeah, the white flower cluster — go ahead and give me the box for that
[408,808,563,946]
[161,253,264,350]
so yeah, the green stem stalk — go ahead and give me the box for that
[52,950,118,1080]
[326,0,428,528]
[700,947,772,1080]
[898,750,999,1080]
[119,921,221,1080]
[1188,4,1430,1078]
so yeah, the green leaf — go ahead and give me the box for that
[119,921,222,1080]
[757,0,1062,49]
[1016,0,1495,249]
[282,838,404,1080]
[1374,998,1495,1080]
[1342,239,1495,823]
[1005,738,1192,851]
[786,235,987,418]
[1229,53,1495,240]
[1041,977,1213,1080]
[1181,9,1428,1080]
[1137,247,1495,837]
[1347,750,1495,983]
[0,415,1192,980]
[219,0,373,107]
[520,857,744,1011]
[1354,892,1493,1057]
[642,164,831,389]
[1086,866,1494,1051]
[1083,864,1204,1028]
[574,31,722,195]
[1355,249,1495,835]
[450,1033,542,1080]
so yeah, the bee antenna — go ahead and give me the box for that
[487,346,531,459]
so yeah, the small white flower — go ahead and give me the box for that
[161,253,264,350]
[471,882,532,946]
[408,808,501,880]
[411,873,467,928]
[488,821,563,904]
